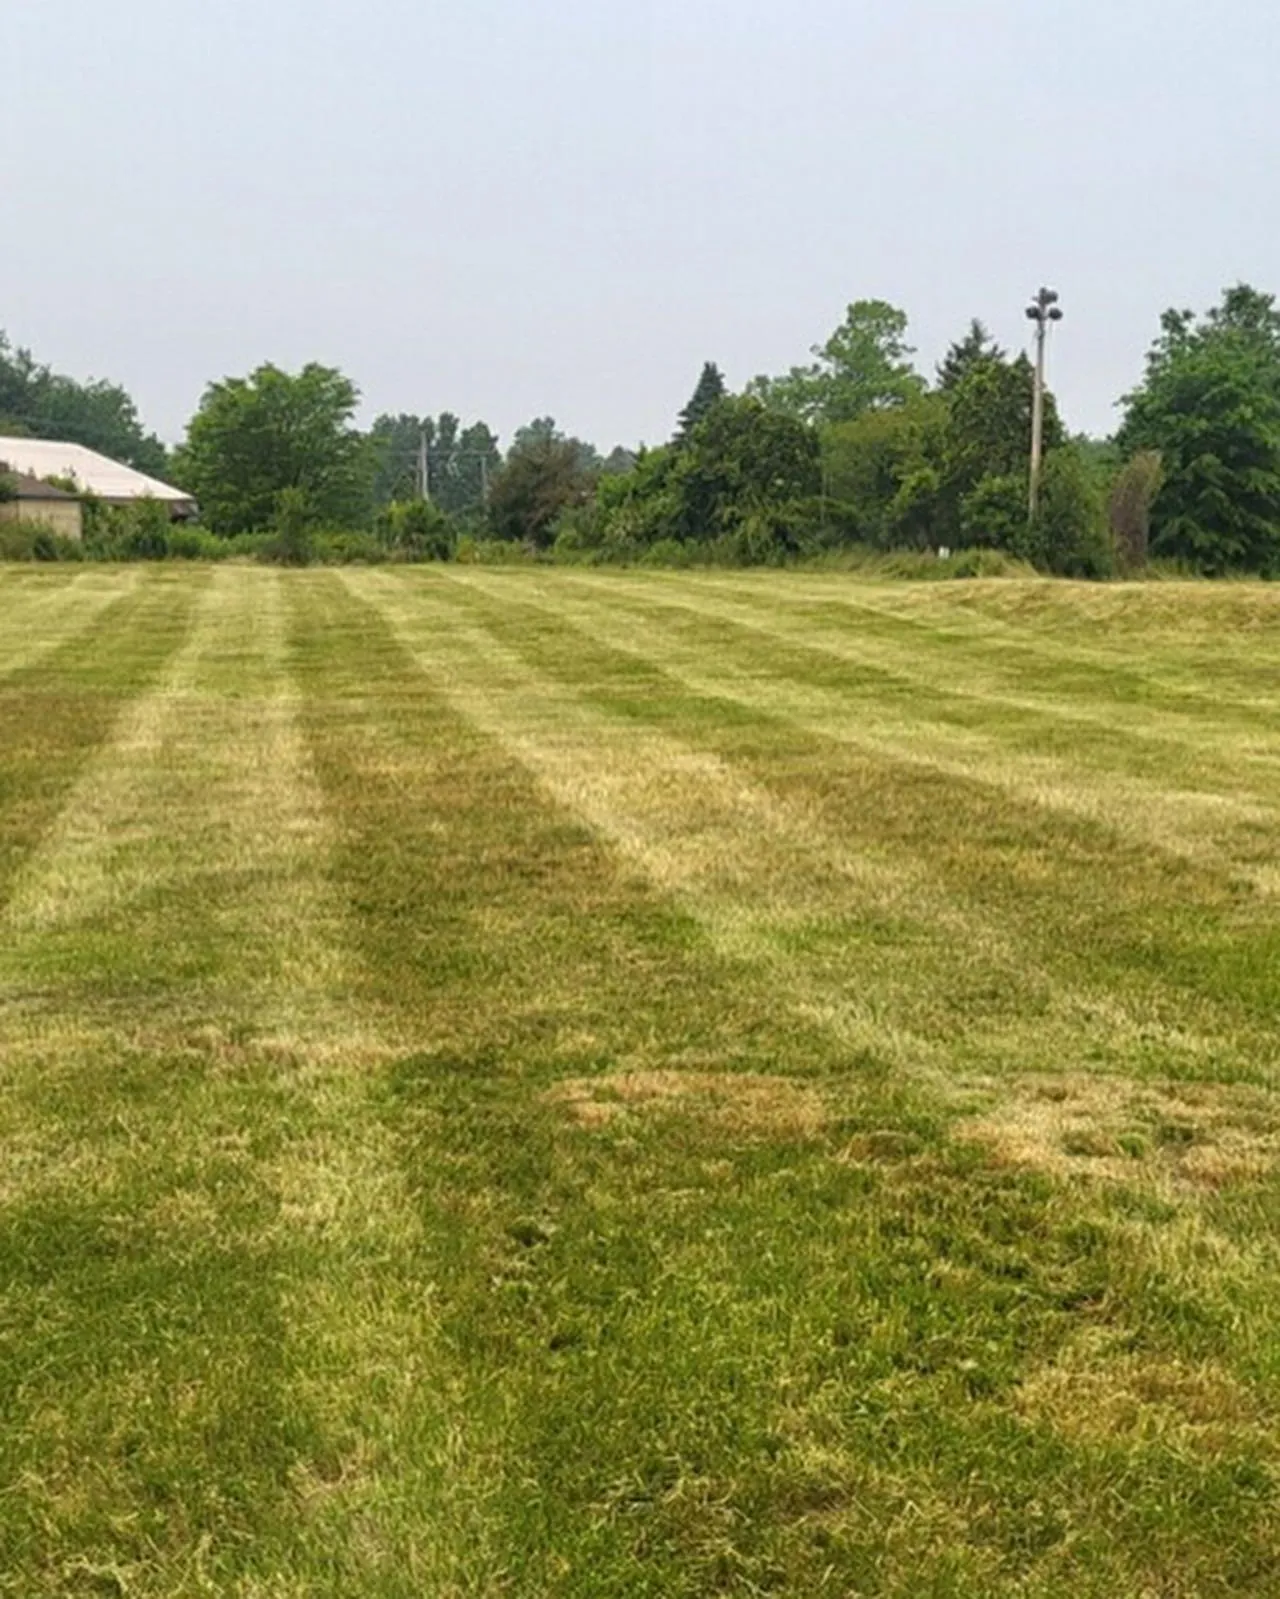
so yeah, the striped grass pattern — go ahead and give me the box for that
[1,566,1278,1595]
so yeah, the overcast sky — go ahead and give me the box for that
[4,0,1278,450]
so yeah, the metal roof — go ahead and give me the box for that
[0,437,192,504]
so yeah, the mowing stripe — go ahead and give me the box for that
[0,567,449,1593]
[573,569,1280,769]
[692,571,1280,710]
[350,569,1257,1088]
[0,570,142,680]
[476,570,1280,899]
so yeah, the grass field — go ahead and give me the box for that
[2,565,1279,1596]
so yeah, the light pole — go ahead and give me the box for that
[1026,287,1063,519]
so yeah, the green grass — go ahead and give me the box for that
[2,565,1280,1594]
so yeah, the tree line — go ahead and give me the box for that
[5,283,1280,575]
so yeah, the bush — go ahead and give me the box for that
[1109,451,1163,573]
[1035,448,1115,577]
[376,499,455,560]
[165,525,231,560]
[310,530,388,565]
[0,520,84,562]
[261,488,315,566]
[639,537,695,568]
[550,503,610,561]
[959,473,1027,553]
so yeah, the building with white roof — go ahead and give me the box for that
[0,437,196,516]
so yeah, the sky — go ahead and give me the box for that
[4,0,1279,451]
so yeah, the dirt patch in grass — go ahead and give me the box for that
[547,1069,828,1139]
[958,1072,1280,1187]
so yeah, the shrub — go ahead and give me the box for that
[311,530,388,565]
[1035,448,1115,577]
[376,499,454,560]
[165,525,231,561]
[263,487,314,566]
[1109,451,1163,573]
[638,537,694,568]
[0,520,84,562]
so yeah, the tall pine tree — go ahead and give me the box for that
[675,362,727,444]
[936,320,1006,392]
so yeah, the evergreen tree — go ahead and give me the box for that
[675,362,727,444]
[936,319,1006,392]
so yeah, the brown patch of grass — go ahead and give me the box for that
[958,1072,1280,1187]
[547,1069,828,1138]
[1019,1333,1269,1454]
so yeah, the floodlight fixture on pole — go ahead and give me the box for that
[1026,287,1064,519]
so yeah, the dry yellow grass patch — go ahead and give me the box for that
[547,1069,828,1138]
[957,1072,1280,1187]
[1018,1331,1269,1454]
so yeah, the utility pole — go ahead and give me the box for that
[1025,287,1064,519]
[418,427,431,503]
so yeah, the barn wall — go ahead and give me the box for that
[0,499,85,540]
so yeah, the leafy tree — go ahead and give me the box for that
[823,395,949,547]
[748,300,925,425]
[0,331,168,475]
[674,362,727,444]
[940,350,1062,543]
[1032,447,1113,577]
[671,396,821,541]
[368,412,499,516]
[369,413,425,505]
[1124,348,1280,572]
[1119,285,1280,572]
[510,417,601,475]
[452,421,503,513]
[176,363,372,535]
[488,424,598,546]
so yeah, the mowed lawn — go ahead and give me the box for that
[2,566,1279,1597]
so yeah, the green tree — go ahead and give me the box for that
[1032,447,1113,577]
[823,394,949,547]
[176,363,373,535]
[748,300,925,425]
[488,424,598,546]
[674,362,727,444]
[368,413,424,505]
[510,417,601,474]
[1119,286,1280,572]
[958,473,1028,554]
[940,350,1063,544]
[936,320,1006,392]
[0,331,168,475]
[671,396,821,540]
